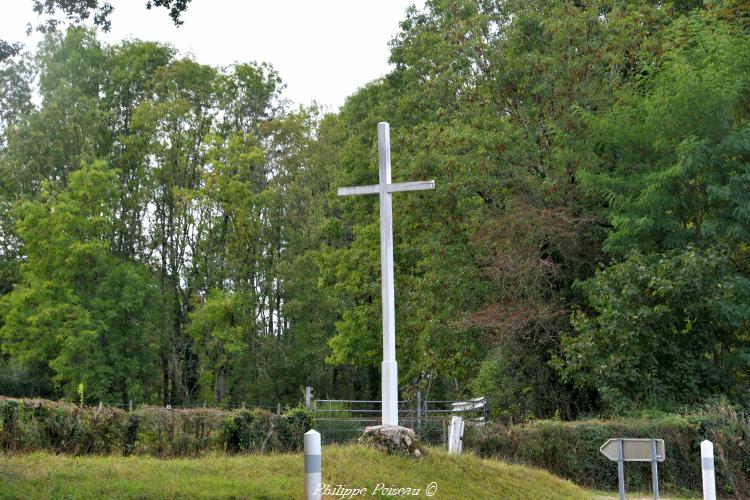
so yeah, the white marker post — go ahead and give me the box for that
[304,430,322,500]
[337,122,435,427]
[448,416,465,455]
[701,440,716,500]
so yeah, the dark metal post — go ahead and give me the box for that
[416,391,422,434]
[618,438,625,500]
[651,438,660,500]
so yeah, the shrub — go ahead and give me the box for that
[275,407,312,451]
[129,406,230,457]
[0,397,125,454]
[222,409,273,453]
[0,397,312,457]
[466,408,750,496]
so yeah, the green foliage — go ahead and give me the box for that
[0,0,749,422]
[561,248,750,410]
[0,397,311,457]
[0,397,125,454]
[0,162,160,402]
[468,407,750,495]
[584,14,750,255]
[565,13,750,412]
[221,408,272,453]
[275,406,312,451]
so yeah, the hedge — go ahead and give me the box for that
[0,397,312,457]
[465,404,750,497]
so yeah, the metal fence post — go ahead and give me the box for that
[651,438,659,500]
[442,418,447,448]
[304,430,322,500]
[617,438,625,500]
[416,391,422,435]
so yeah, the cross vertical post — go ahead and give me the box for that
[378,122,398,426]
[337,122,435,427]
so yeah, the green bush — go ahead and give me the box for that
[222,409,273,453]
[0,397,312,457]
[0,398,125,454]
[129,407,229,457]
[466,407,750,496]
[275,407,312,451]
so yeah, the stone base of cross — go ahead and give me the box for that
[337,122,434,426]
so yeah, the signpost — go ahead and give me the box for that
[600,438,665,500]
[337,122,435,427]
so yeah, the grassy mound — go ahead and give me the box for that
[0,445,586,499]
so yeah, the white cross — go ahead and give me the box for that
[337,122,435,426]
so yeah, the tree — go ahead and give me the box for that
[561,248,750,410]
[563,15,750,411]
[1,1,192,62]
[582,15,750,256]
[0,162,160,403]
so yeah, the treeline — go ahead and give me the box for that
[0,0,749,419]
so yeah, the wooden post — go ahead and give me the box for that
[277,403,281,415]
[242,401,246,409]
[305,386,312,410]
[304,430,322,500]
[128,400,133,412]
[98,401,103,412]
[701,440,716,500]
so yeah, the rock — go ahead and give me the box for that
[358,425,424,458]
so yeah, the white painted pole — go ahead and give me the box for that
[378,122,398,427]
[304,430,322,500]
[306,386,312,410]
[448,416,464,454]
[701,440,716,500]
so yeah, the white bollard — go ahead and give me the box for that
[448,416,464,454]
[701,440,716,500]
[304,429,322,500]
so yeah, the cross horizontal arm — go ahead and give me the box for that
[337,184,380,196]
[337,180,435,197]
[386,180,435,193]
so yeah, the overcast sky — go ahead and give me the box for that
[2,0,423,111]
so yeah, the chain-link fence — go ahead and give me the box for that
[312,397,488,447]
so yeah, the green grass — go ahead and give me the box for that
[0,445,590,499]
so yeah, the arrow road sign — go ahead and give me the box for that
[600,438,665,462]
